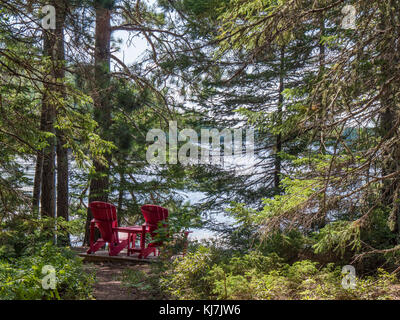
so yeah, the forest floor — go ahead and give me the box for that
[73,247,163,300]
[83,262,158,300]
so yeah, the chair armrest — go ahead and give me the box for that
[114,226,143,233]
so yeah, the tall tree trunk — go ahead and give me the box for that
[117,171,126,226]
[40,83,56,219]
[274,46,285,193]
[83,0,114,245]
[57,130,69,246]
[50,1,70,247]
[32,110,47,213]
[316,14,327,230]
[40,1,67,220]
[379,1,400,243]
[318,14,326,153]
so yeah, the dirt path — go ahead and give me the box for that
[83,262,157,300]
[72,246,162,300]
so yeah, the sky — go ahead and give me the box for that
[113,30,149,66]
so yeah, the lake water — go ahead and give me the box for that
[18,157,227,243]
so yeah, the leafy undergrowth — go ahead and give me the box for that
[0,243,94,300]
[158,246,400,300]
[118,263,167,300]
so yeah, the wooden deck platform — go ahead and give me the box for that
[75,248,159,264]
[74,247,185,264]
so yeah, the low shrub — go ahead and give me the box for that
[160,246,219,299]
[161,246,399,300]
[0,242,94,300]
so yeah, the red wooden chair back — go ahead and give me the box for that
[141,205,169,245]
[89,201,118,243]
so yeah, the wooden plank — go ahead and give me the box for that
[78,251,158,264]
[74,247,185,264]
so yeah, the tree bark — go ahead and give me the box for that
[378,1,400,242]
[117,171,126,226]
[40,1,67,219]
[32,109,47,213]
[318,14,326,153]
[316,15,327,230]
[83,0,114,245]
[57,129,70,246]
[274,46,285,193]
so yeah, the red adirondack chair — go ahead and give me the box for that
[86,201,142,256]
[87,202,191,259]
[129,205,191,259]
